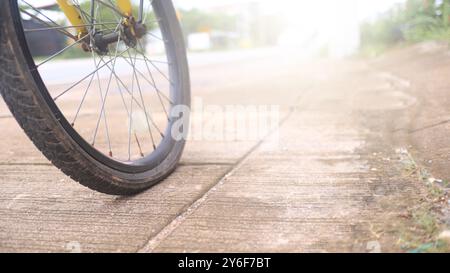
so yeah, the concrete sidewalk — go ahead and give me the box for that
[0,49,433,252]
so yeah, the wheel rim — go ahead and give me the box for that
[12,0,185,173]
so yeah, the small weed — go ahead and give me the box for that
[396,148,450,252]
[412,205,439,235]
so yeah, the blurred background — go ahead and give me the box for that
[26,0,450,58]
[174,0,448,57]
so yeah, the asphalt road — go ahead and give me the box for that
[0,47,432,252]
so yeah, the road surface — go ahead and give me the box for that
[0,46,447,252]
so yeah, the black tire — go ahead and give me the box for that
[0,0,190,195]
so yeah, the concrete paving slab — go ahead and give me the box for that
[143,61,426,253]
[0,164,228,252]
[0,49,433,253]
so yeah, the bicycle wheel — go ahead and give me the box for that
[0,0,190,195]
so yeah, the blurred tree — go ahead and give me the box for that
[442,0,450,27]
[179,7,282,49]
[360,0,450,55]
[179,9,237,35]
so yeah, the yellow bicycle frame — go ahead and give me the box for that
[56,0,133,36]
[117,0,133,17]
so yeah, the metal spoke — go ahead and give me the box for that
[116,77,130,115]
[99,53,165,138]
[134,132,145,157]
[148,32,167,43]
[20,0,75,37]
[19,8,77,40]
[90,53,110,153]
[100,54,131,116]
[127,49,157,150]
[101,50,144,158]
[53,47,130,101]
[71,72,96,126]
[94,0,127,18]
[143,2,154,24]
[91,34,121,154]
[106,0,123,23]
[96,54,160,110]
[134,46,174,85]
[136,40,170,121]
[107,58,130,116]
[72,0,120,33]
[104,54,169,64]
[24,22,118,32]
[99,52,143,159]
[125,50,148,158]
[72,0,118,33]
[36,32,91,68]
[127,53,137,160]
[113,53,173,105]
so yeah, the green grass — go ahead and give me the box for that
[396,150,450,252]
[359,0,450,56]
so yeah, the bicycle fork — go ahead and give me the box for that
[56,0,145,54]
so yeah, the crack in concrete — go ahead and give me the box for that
[392,118,450,134]
[136,90,311,253]
[409,119,450,134]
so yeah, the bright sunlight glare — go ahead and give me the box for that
[27,0,407,57]
[176,0,407,57]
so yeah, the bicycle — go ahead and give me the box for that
[0,0,191,195]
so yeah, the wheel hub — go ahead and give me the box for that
[83,17,147,55]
